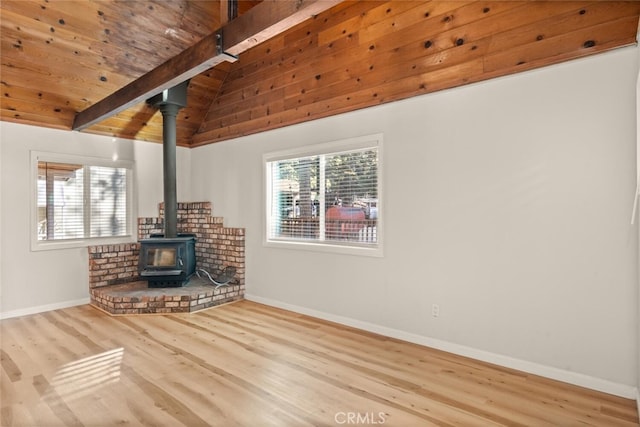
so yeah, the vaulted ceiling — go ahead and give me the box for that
[2,1,639,147]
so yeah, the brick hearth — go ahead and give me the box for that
[88,202,245,315]
[91,276,242,315]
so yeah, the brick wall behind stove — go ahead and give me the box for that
[89,243,139,289]
[138,201,245,287]
[89,202,245,290]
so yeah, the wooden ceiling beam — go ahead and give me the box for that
[72,0,342,131]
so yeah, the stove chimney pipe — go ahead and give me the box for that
[147,80,189,239]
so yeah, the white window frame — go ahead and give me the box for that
[30,151,136,251]
[263,134,383,257]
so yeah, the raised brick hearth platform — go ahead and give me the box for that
[91,276,242,315]
[88,202,245,315]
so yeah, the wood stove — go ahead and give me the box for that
[139,234,196,288]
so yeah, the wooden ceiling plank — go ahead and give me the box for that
[211,1,492,114]
[486,1,640,55]
[221,0,342,56]
[203,1,639,141]
[224,1,371,86]
[72,29,234,131]
[483,15,639,74]
[1,83,90,114]
[196,3,640,146]
[84,126,163,144]
[219,0,509,110]
[201,92,286,131]
[96,4,202,55]
[0,8,159,90]
[213,9,367,108]
[282,38,491,111]
[0,38,136,97]
[309,0,387,46]
[1,50,128,98]
[223,33,320,96]
[72,0,343,132]
[357,1,477,45]
[0,0,107,41]
[224,36,285,75]
[281,2,578,107]
[2,95,77,117]
[1,0,183,77]
[1,99,74,127]
[1,110,71,130]
[191,59,490,146]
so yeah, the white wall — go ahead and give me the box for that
[0,123,191,316]
[191,47,638,395]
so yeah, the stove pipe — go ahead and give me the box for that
[147,81,189,238]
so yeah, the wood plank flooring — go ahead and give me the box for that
[1,300,638,426]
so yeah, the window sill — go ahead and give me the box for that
[31,235,136,252]
[264,239,383,258]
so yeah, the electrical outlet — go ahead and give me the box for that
[432,304,440,318]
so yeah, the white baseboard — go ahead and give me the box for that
[0,297,90,320]
[245,294,637,400]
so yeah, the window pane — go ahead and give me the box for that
[267,144,378,248]
[270,156,320,240]
[90,166,128,238]
[324,149,377,243]
[37,162,84,240]
[36,160,130,243]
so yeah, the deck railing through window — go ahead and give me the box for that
[279,217,377,243]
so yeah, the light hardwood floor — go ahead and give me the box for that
[1,300,638,426]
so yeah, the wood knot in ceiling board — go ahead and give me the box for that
[58,19,65,25]
[483,7,490,14]
[455,38,464,46]
[579,9,586,15]
[424,40,433,49]
[536,35,544,41]
[583,40,596,48]
[442,15,453,23]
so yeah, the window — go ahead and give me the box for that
[32,152,134,250]
[265,134,382,256]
